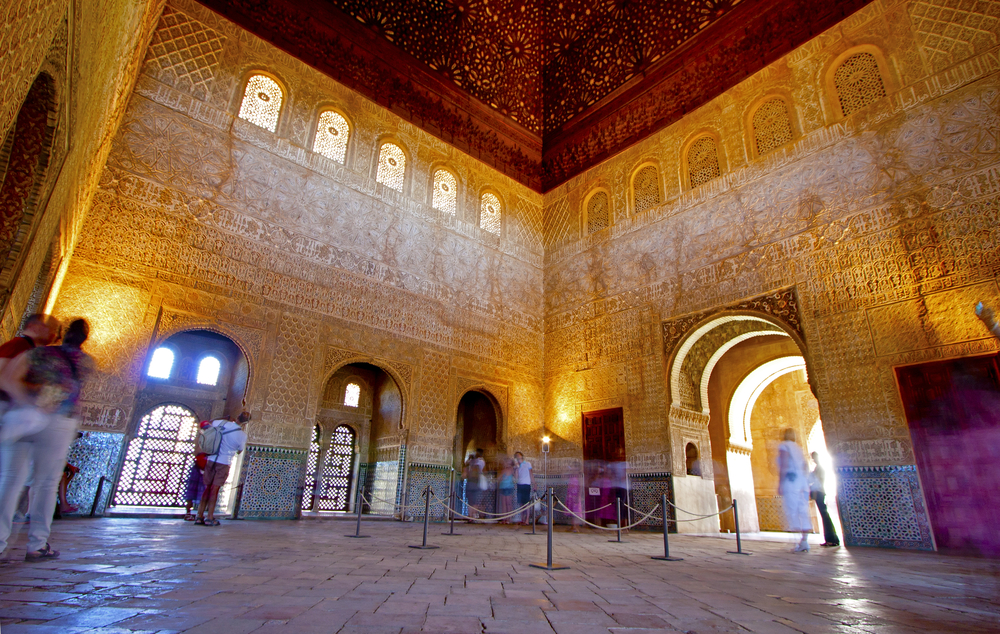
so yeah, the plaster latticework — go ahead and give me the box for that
[632,166,660,214]
[752,98,794,155]
[687,136,721,188]
[908,0,1000,73]
[586,191,610,234]
[265,313,315,416]
[833,52,886,116]
[431,169,457,216]
[376,142,406,192]
[144,7,224,100]
[313,111,349,163]
[238,74,283,131]
[480,193,501,235]
[416,349,450,441]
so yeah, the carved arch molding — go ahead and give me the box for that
[322,345,413,429]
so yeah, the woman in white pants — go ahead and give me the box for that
[0,319,91,561]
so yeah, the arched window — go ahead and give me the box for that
[313,110,350,163]
[302,424,322,510]
[344,382,361,407]
[115,404,199,507]
[686,442,701,476]
[148,347,174,379]
[586,191,610,234]
[632,165,661,214]
[687,136,721,189]
[237,74,283,132]
[375,142,406,192]
[431,169,457,215]
[752,98,794,156]
[196,356,221,386]
[834,52,886,116]
[480,192,501,235]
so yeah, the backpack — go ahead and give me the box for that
[197,421,240,457]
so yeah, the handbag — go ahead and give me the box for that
[0,406,49,443]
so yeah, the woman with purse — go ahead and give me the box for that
[0,319,91,562]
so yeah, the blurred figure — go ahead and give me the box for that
[778,428,812,552]
[0,314,61,372]
[591,465,616,527]
[809,451,840,547]
[566,470,582,532]
[609,448,629,527]
[55,461,80,517]
[464,448,485,520]
[514,451,532,524]
[497,456,514,523]
[0,318,91,561]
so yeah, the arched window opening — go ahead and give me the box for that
[480,192,501,235]
[115,404,199,507]
[752,98,794,156]
[834,52,886,116]
[148,347,175,379]
[686,442,701,476]
[196,356,221,386]
[315,425,355,511]
[687,136,721,189]
[313,110,350,163]
[376,142,406,192]
[432,169,457,215]
[237,74,283,132]
[632,165,660,214]
[586,191,610,234]
[302,424,322,510]
[344,382,361,407]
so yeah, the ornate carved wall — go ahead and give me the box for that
[543,0,999,547]
[53,0,545,504]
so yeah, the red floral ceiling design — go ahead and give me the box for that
[196,0,874,191]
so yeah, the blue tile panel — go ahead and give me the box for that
[628,472,676,533]
[237,445,307,519]
[405,463,451,520]
[837,465,934,551]
[64,431,125,515]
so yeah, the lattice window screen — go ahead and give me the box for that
[480,192,501,235]
[313,111,350,163]
[752,98,794,155]
[688,136,721,188]
[302,424,321,510]
[587,191,610,234]
[376,143,406,192]
[237,74,283,132]
[834,52,886,116]
[317,425,355,511]
[432,169,458,215]
[633,166,661,214]
[114,404,199,507]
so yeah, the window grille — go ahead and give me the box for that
[480,192,501,235]
[688,136,721,188]
[752,98,794,155]
[633,165,661,214]
[302,425,321,510]
[237,74,283,132]
[834,52,886,116]
[587,191,610,234]
[196,356,221,386]
[432,169,457,215]
[114,404,199,507]
[148,347,174,379]
[315,425,355,511]
[376,143,406,192]
[313,111,350,163]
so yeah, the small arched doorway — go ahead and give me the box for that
[112,329,249,512]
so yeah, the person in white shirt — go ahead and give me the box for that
[195,411,250,526]
[514,452,532,525]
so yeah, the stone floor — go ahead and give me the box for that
[1,518,998,633]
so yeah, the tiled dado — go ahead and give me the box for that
[837,465,934,551]
[236,445,308,519]
[629,472,675,533]
[405,463,451,520]
[65,432,126,515]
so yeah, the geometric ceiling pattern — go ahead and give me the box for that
[197,0,875,191]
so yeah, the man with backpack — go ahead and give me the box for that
[194,411,251,526]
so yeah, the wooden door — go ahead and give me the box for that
[896,355,1000,556]
[582,408,625,523]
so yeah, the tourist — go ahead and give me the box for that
[497,457,515,522]
[514,451,532,524]
[0,318,91,561]
[809,451,840,547]
[183,444,208,521]
[194,411,250,526]
[464,448,486,520]
[778,428,812,552]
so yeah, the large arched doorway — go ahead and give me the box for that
[313,361,402,515]
[112,329,249,512]
[454,389,502,516]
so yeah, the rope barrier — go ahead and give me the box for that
[623,500,734,521]
[554,498,661,531]
[428,493,535,523]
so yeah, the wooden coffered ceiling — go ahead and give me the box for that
[196,0,874,192]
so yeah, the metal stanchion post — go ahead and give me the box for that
[530,487,568,570]
[443,473,461,536]
[727,499,751,555]
[89,476,106,517]
[525,493,539,535]
[609,497,628,543]
[652,493,682,561]
[409,486,440,549]
[346,481,369,538]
